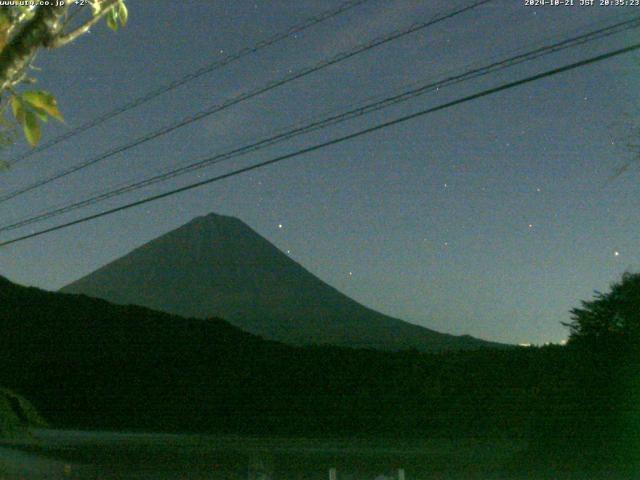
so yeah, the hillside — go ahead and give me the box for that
[0,274,536,436]
[62,212,500,352]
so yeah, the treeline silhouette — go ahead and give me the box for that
[532,272,640,467]
[0,273,637,468]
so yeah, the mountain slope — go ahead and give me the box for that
[62,213,498,351]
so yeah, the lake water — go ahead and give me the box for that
[0,429,616,479]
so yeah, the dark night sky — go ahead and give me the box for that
[0,0,638,345]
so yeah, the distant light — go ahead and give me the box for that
[348,271,353,276]
[560,339,568,346]
[278,224,283,229]
[528,223,533,229]
[614,251,620,257]
[519,343,531,348]
[286,250,291,254]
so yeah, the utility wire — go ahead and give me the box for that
[13,11,637,219]
[6,0,372,165]
[2,41,638,247]
[2,15,639,233]
[0,0,492,204]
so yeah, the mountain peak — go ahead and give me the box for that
[179,212,244,230]
[196,211,240,223]
[62,212,501,352]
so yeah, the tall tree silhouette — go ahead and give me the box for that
[540,272,640,467]
[564,272,640,349]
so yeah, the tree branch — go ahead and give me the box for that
[0,6,67,92]
[50,0,120,48]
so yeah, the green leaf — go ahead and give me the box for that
[106,8,119,31]
[23,110,41,147]
[21,90,63,122]
[118,1,128,27]
[31,106,48,122]
[10,96,25,125]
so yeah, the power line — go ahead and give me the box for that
[2,41,638,247]
[6,0,372,165]
[2,15,639,233]
[0,0,492,204]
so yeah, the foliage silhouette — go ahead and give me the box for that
[564,271,640,348]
